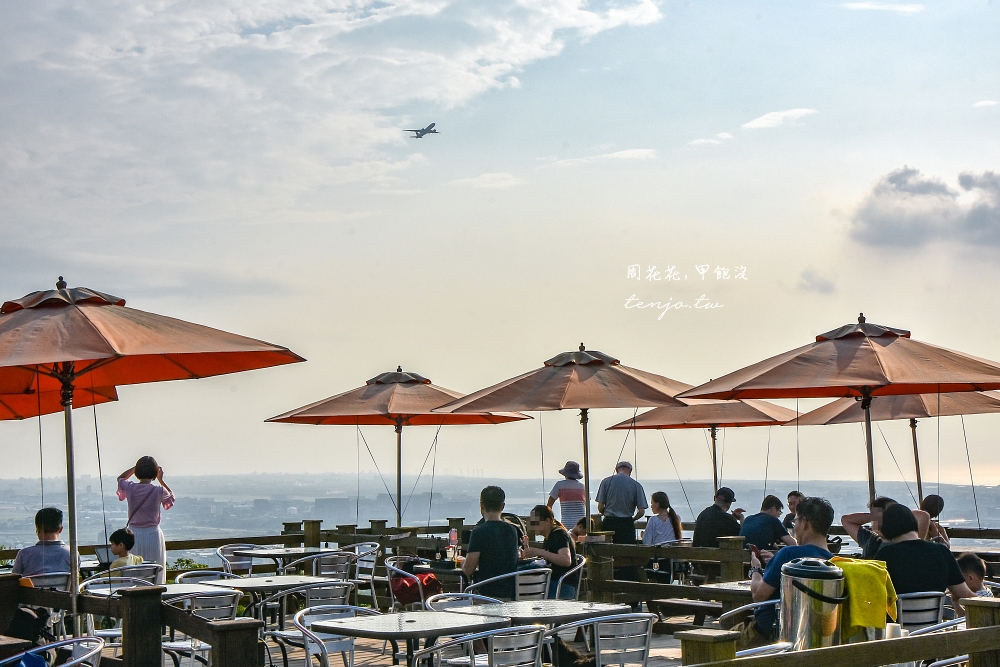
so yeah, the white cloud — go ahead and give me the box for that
[716,132,734,139]
[689,139,721,146]
[450,172,524,189]
[974,100,998,108]
[841,2,926,14]
[544,149,657,167]
[742,108,818,129]
[0,0,663,239]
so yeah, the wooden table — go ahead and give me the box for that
[313,610,510,666]
[446,600,630,625]
[698,580,753,615]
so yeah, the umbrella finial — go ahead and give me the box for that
[397,365,402,372]
[579,343,585,351]
[56,276,67,290]
[858,313,866,323]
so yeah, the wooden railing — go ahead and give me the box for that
[0,573,262,667]
[677,598,1000,666]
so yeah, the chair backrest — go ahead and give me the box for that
[515,569,551,601]
[284,553,353,579]
[424,593,502,611]
[106,563,163,583]
[593,614,654,667]
[258,581,354,623]
[80,577,154,595]
[175,570,241,583]
[896,592,947,631]
[23,572,72,591]
[216,543,259,574]
[168,591,241,621]
[383,556,429,608]
[556,556,587,600]
[0,637,104,667]
[293,605,381,667]
[411,625,544,667]
[350,543,380,578]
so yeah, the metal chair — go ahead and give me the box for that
[82,563,163,585]
[216,543,260,574]
[384,556,435,611]
[162,590,242,667]
[897,592,948,632]
[412,624,545,667]
[22,572,74,638]
[256,580,355,635]
[717,599,779,630]
[282,552,353,579]
[543,614,654,667]
[554,556,586,600]
[425,593,502,611]
[79,577,172,656]
[466,569,551,601]
[346,543,383,609]
[175,570,242,583]
[0,637,104,667]
[735,643,793,657]
[291,605,381,667]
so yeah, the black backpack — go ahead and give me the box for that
[6,607,55,646]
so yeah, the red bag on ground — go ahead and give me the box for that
[390,571,442,605]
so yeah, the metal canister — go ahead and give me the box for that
[780,557,846,650]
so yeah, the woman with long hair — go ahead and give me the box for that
[522,504,579,599]
[117,456,174,583]
[643,491,683,545]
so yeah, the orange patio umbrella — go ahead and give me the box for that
[794,391,1000,503]
[0,277,304,613]
[607,399,798,493]
[678,314,1000,504]
[1,385,118,420]
[435,345,690,524]
[267,367,529,527]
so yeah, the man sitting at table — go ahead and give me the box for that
[841,496,930,560]
[737,496,835,649]
[740,495,796,551]
[12,507,73,577]
[463,486,520,599]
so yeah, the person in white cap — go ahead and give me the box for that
[548,461,587,530]
[596,461,648,544]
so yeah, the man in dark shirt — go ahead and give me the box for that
[740,495,795,551]
[877,502,974,614]
[782,491,804,532]
[463,485,519,599]
[692,487,745,547]
[842,496,930,559]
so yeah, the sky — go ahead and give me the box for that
[1,0,1000,497]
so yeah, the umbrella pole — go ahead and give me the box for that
[911,418,924,504]
[862,390,876,506]
[395,421,403,528]
[710,426,719,494]
[59,370,81,636]
[581,408,591,529]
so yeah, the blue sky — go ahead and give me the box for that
[1,0,999,493]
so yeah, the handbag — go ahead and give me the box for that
[390,571,442,605]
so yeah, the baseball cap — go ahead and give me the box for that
[716,487,736,503]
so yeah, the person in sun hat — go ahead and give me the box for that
[595,461,648,545]
[547,460,588,530]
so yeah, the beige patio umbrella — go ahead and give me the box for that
[607,399,798,493]
[679,314,1000,504]
[435,345,689,524]
[267,367,529,527]
[793,391,1000,503]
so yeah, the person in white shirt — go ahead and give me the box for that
[547,461,587,529]
[643,492,683,545]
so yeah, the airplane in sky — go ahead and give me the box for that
[404,123,439,138]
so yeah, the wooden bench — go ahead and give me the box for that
[648,598,724,633]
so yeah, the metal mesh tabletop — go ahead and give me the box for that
[312,611,510,640]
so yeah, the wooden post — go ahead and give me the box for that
[676,629,740,665]
[303,520,322,548]
[718,536,746,582]
[370,519,388,534]
[448,518,465,532]
[120,586,165,667]
[210,619,265,667]
[964,598,1000,667]
[588,554,614,603]
[0,573,22,633]
[282,521,303,548]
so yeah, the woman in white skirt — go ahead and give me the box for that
[117,456,174,584]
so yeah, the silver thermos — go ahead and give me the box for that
[780,557,847,650]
